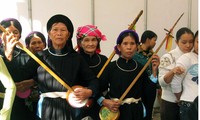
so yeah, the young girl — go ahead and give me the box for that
[171,30,198,120]
[158,27,194,120]
[133,30,160,120]
[0,18,35,120]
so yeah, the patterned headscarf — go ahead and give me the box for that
[76,25,106,53]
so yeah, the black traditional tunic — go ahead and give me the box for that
[79,51,107,119]
[80,51,107,76]
[100,57,149,120]
[0,46,34,120]
[15,45,99,120]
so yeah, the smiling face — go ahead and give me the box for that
[117,36,138,60]
[79,36,99,55]
[48,22,70,49]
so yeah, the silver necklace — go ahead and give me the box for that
[89,54,101,68]
[116,59,138,72]
[14,49,21,58]
[48,48,68,56]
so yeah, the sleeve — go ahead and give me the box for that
[20,53,41,79]
[158,54,174,87]
[97,62,110,106]
[142,70,157,104]
[150,74,158,83]
[79,56,99,98]
[171,55,190,93]
[3,53,40,81]
[0,57,16,120]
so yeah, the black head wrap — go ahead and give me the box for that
[47,14,74,51]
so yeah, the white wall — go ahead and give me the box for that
[0,0,198,59]
[95,0,145,60]
[147,0,198,56]
[0,0,30,44]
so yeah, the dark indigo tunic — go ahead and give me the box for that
[80,51,107,76]
[16,45,99,120]
[100,57,149,120]
[80,51,108,119]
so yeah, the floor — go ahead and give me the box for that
[152,107,161,120]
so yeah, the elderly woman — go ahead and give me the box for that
[76,25,107,75]
[2,14,99,120]
[24,31,46,119]
[76,25,107,119]
[25,31,46,54]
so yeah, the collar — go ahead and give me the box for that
[80,50,98,58]
[118,57,135,63]
[48,45,69,56]
[171,46,185,59]
[137,45,154,57]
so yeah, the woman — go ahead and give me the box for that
[2,14,99,120]
[76,25,107,119]
[76,25,107,75]
[25,31,47,119]
[133,30,160,120]
[0,56,16,120]
[158,27,194,120]
[171,30,198,120]
[0,18,35,120]
[99,30,149,120]
[25,31,46,53]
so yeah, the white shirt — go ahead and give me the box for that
[158,47,184,103]
[0,57,16,120]
[171,52,198,102]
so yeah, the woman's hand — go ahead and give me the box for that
[1,32,18,61]
[73,87,92,102]
[151,54,160,76]
[102,99,121,112]
[172,66,185,75]
[15,79,34,92]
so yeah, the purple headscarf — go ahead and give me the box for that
[114,30,139,55]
